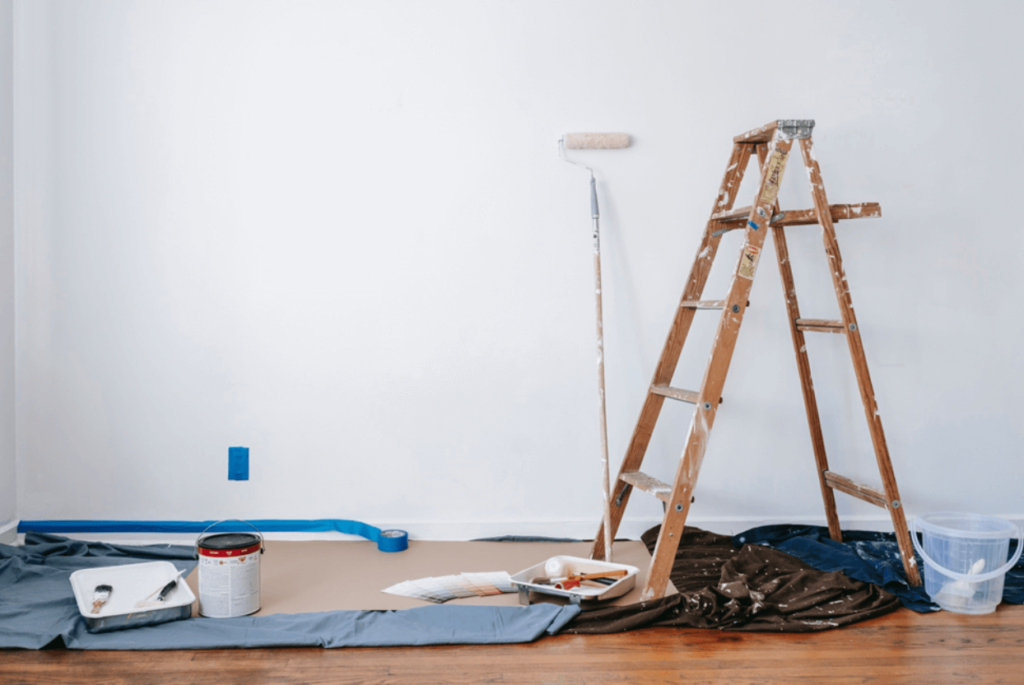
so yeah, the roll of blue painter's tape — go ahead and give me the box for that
[377,529,409,553]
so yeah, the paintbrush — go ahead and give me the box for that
[529,569,628,590]
[135,568,186,608]
[91,584,113,614]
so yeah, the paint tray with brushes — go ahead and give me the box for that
[510,555,637,605]
[69,561,195,633]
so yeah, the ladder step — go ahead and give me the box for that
[776,203,881,226]
[620,471,673,503]
[823,471,889,508]
[710,203,881,235]
[680,300,726,310]
[650,385,699,404]
[795,318,845,333]
[710,205,756,223]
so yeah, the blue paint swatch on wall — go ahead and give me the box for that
[228,447,249,481]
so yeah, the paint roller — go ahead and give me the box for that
[563,133,631,151]
[558,132,631,562]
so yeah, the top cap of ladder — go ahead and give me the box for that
[735,119,815,144]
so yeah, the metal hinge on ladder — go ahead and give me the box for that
[777,120,815,140]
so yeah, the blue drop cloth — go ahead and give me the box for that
[733,525,1024,612]
[0,533,578,650]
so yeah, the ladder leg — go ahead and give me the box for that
[771,224,843,542]
[592,143,753,561]
[752,143,842,541]
[641,400,712,600]
[642,137,795,599]
[797,137,922,586]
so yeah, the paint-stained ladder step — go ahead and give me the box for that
[775,203,881,226]
[679,300,726,310]
[823,471,888,509]
[711,203,881,228]
[711,205,759,223]
[620,471,673,503]
[649,385,699,404]
[795,318,845,333]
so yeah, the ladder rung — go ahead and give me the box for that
[795,318,845,333]
[823,471,889,508]
[650,385,699,404]
[680,300,726,310]
[710,205,754,223]
[711,203,881,233]
[620,471,673,503]
[778,203,881,226]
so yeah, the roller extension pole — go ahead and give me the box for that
[559,133,631,562]
[590,174,613,563]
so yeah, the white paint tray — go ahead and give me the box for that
[510,555,638,605]
[69,561,195,633]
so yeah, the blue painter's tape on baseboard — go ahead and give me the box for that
[228,446,249,480]
[16,519,409,552]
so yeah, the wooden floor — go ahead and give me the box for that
[2,605,1022,684]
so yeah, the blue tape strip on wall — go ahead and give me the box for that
[17,519,409,553]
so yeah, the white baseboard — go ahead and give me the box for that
[0,519,18,545]
[9,514,912,545]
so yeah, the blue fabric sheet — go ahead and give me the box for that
[733,525,1024,613]
[0,534,579,650]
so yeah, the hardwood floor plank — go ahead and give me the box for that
[2,606,1023,684]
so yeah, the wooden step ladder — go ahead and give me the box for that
[592,119,922,600]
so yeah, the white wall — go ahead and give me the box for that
[12,0,1024,539]
[0,0,16,539]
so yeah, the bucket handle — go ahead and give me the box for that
[911,518,1024,584]
[195,519,265,559]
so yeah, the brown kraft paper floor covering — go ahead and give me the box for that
[183,527,898,634]
[183,538,674,615]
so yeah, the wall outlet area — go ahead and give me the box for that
[228,447,249,481]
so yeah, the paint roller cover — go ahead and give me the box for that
[564,133,630,150]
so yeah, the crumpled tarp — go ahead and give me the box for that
[733,525,1024,612]
[0,533,578,650]
[565,527,901,633]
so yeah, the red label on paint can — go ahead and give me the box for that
[198,542,261,558]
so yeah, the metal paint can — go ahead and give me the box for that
[196,521,263,618]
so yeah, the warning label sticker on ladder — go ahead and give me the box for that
[738,245,761,280]
[760,150,788,205]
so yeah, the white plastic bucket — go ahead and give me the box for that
[196,520,264,618]
[912,513,1022,614]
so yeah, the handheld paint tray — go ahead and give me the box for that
[510,555,637,605]
[69,561,195,633]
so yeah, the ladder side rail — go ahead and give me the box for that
[591,143,754,561]
[641,136,795,600]
[797,138,922,586]
[756,144,843,542]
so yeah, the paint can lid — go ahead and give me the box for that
[198,532,260,551]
